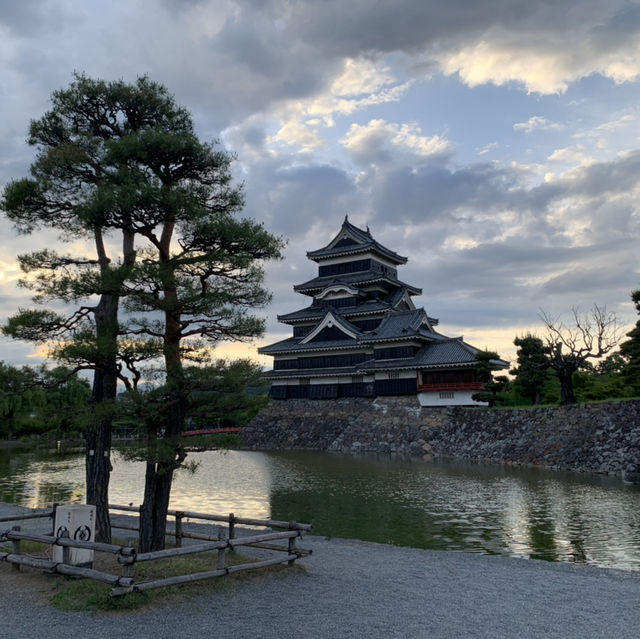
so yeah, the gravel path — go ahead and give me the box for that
[1,503,639,638]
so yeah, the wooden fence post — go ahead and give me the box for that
[51,503,58,536]
[175,512,184,548]
[217,547,226,570]
[288,522,297,565]
[228,513,235,541]
[11,526,20,572]
[60,529,71,565]
[123,539,136,580]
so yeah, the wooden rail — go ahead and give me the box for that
[1,505,312,597]
[0,510,54,523]
[0,526,135,587]
[109,504,312,549]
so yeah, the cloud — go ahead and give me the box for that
[514,116,565,134]
[2,0,640,367]
[268,58,413,152]
[341,119,451,165]
[547,145,591,165]
[275,0,640,94]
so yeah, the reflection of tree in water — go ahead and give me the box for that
[271,486,440,548]
[0,448,32,504]
[526,492,558,562]
[0,448,84,507]
[268,452,506,552]
[34,481,78,507]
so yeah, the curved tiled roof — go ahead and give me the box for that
[358,339,490,372]
[307,218,407,265]
[277,299,392,323]
[359,309,443,343]
[294,270,421,296]
[258,336,364,355]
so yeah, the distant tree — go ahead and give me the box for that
[596,351,628,376]
[0,363,40,440]
[471,351,509,407]
[510,334,551,405]
[185,360,269,429]
[572,369,631,402]
[540,305,621,405]
[0,363,90,439]
[37,367,92,437]
[619,290,640,394]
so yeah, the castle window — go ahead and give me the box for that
[319,259,370,277]
[439,391,454,399]
[388,371,400,379]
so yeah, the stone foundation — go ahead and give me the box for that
[242,398,640,481]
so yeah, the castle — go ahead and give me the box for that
[259,217,506,405]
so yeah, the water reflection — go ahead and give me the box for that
[1,447,639,571]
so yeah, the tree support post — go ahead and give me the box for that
[288,522,297,565]
[11,526,20,572]
[175,512,184,548]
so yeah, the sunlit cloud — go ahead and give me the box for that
[341,119,451,164]
[514,116,565,134]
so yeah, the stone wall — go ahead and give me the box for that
[242,398,640,481]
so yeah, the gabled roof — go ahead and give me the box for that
[359,309,442,343]
[306,216,408,265]
[294,270,422,296]
[300,310,362,343]
[277,287,438,325]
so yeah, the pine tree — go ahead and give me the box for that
[2,74,283,549]
[2,74,191,542]
[619,290,640,393]
[510,334,550,404]
[471,351,509,406]
[97,124,283,551]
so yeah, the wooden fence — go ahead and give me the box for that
[0,505,311,597]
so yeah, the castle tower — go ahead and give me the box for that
[259,217,506,405]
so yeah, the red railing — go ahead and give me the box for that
[417,382,484,392]
[182,427,244,437]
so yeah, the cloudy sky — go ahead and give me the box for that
[1,0,640,369]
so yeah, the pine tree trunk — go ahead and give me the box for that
[85,409,113,544]
[138,233,188,552]
[138,400,187,552]
[85,293,119,544]
[139,459,174,553]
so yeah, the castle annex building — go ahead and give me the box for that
[259,217,507,406]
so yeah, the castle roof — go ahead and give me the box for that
[258,336,363,355]
[358,339,508,372]
[306,217,407,265]
[293,270,421,296]
[359,309,442,342]
[277,299,392,323]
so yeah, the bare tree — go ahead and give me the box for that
[540,305,621,405]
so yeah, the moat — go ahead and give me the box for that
[2,447,639,571]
